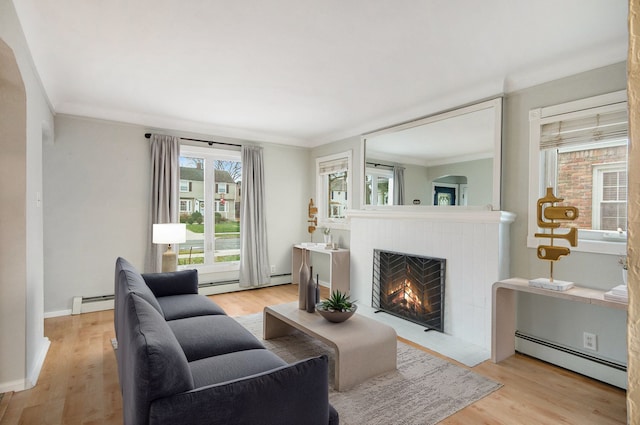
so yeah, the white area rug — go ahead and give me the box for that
[235,313,501,425]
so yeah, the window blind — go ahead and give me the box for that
[540,108,628,150]
[318,157,349,175]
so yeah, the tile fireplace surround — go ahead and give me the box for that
[348,207,515,353]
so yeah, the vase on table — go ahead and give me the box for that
[306,269,316,313]
[299,249,310,310]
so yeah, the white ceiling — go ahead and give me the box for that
[13,0,628,147]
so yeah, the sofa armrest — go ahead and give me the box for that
[148,355,337,425]
[142,269,199,297]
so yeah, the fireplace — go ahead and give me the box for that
[372,250,446,332]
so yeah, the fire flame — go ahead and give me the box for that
[387,279,431,313]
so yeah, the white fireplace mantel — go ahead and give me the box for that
[348,208,515,354]
[347,207,516,224]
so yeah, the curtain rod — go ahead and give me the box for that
[366,161,394,169]
[144,133,241,148]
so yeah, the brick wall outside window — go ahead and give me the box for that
[557,145,627,229]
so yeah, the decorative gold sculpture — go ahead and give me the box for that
[307,198,318,236]
[529,187,579,291]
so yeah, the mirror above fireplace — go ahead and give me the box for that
[361,97,503,210]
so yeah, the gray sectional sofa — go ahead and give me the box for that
[114,257,339,425]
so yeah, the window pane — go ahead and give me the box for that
[214,160,241,263]
[328,171,347,218]
[601,202,626,231]
[178,154,241,266]
[179,156,205,265]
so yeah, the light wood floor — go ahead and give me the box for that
[1,284,627,424]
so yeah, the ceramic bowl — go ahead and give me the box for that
[315,304,357,323]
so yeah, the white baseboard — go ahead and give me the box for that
[26,337,51,389]
[44,309,72,318]
[0,378,27,393]
[515,334,627,389]
[199,275,291,296]
[46,276,294,317]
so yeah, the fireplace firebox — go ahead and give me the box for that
[372,250,446,332]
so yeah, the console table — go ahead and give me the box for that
[492,278,628,363]
[291,244,349,293]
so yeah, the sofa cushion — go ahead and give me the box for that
[142,269,199,297]
[189,349,287,387]
[157,294,226,320]
[168,315,265,362]
[115,258,162,314]
[120,293,194,425]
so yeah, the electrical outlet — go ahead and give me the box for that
[583,332,597,351]
[270,265,276,274]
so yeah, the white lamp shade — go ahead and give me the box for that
[153,223,186,244]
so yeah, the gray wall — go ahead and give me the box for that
[0,0,54,391]
[403,163,429,205]
[427,157,493,206]
[43,115,310,314]
[503,62,628,363]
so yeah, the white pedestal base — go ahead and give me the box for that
[528,278,574,291]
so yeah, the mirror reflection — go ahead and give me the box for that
[362,98,502,209]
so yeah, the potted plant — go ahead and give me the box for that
[322,227,332,245]
[619,256,628,285]
[316,290,357,323]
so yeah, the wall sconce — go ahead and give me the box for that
[153,223,186,272]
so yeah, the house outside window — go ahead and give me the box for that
[593,164,627,231]
[179,180,191,192]
[528,90,628,254]
[179,145,242,269]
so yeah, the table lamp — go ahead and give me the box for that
[153,223,186,272]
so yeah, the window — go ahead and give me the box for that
[215,200,227,213]
[528,90,628,254]
[365,167,394,206]
[180,199,192,213]
[179,180,191,192]
[316,151,353,228]
[179,145,242,269]
[593,165,627,231]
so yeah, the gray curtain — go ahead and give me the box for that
[239,145,271,287]
[145,134,180,272]
[393,165,405,205]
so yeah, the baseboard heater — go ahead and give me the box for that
[515,331,627,389]
[71,273,293,315]
[72,294,114,315]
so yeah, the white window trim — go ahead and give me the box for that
[180,180,190,192]
[316,150,353,230]
[179,144,241,272]
[527,90,627,255]
[217,183,228,194]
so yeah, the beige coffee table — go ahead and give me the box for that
[263,302,397,391]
